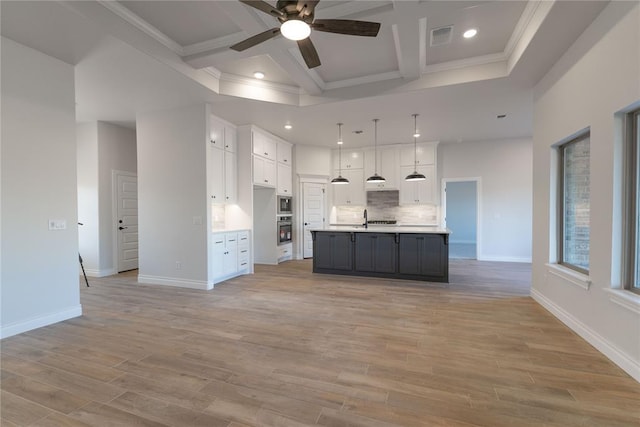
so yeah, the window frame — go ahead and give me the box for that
[623,109,640,294]
[557,132,591,275]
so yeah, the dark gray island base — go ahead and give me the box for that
[311,228,449,283]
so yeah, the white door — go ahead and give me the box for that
[303,182,325,258]
[116,172,138,272]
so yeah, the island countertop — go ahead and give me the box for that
[313,225,451,234]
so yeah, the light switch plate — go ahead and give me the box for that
[48,219,66,230]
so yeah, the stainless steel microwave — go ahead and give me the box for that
[278,196,292,215]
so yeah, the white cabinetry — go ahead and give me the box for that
[209,116,237,204]
[333,168,366,206]
[253,131,277,160]
[400,142,435,166]
[364,147,398,190]
[277,140,292,165]
[277,163,292,195]
[211,230,251,285]
[278,242,292,262]
[334,149,364,170]
[399,165,436,205]
[253,155,276,187]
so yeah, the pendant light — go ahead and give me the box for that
[331,123,350,185]
[405,113,426,181]
[366,119,386,183]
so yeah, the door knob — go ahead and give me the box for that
[304,222,309,225]
[118,226,128,230]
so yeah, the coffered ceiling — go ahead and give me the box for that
[1,1,609,147]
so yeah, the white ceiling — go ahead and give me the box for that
[1,1,609,147]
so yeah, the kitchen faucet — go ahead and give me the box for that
[363,209,368,229]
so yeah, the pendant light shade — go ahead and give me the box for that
[331,123,350,185]
[366,118,386,183]
[405,114,426,182]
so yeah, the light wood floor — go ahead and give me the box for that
[2,259,639,426]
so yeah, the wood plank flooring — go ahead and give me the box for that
[2,259,639,426]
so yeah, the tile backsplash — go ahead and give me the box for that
[333,191,439,225]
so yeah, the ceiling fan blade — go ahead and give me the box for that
[312,19,381,37]
[230,28,281,51]
[239,0,284,17]
[296,0,320,17]
[297,38,321,69]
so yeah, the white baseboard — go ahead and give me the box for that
[477,255,532,263]
[84,268,116,278]
[531,288,640,383]
[137,275,212,290]
[1,305,82,339]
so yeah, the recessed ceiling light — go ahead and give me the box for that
[463,28,478,39]
[284,124,292,130]
[253,71,265,79]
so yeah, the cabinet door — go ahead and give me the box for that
[224,125,237,152]
[277,163,292,195]
[253,131,276,160]
[399,165,433,205]
[364,147,398,190]
[333,168,365,205]
[313,232,353,271]
[400,143,435,166]
[342,149,364,169]
[209,146,225,203]
[211,234,225,279]
[223,233,238,276]
[210,118,225,150]
[225,151,237,203]
[398,234,447,279]
[277,141,292,165]
[354,233,397,273]
[253,156,275,187]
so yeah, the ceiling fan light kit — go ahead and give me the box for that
[405,114,426,182]
[366,118,386,183]
[332,122,350,185]
[231,0,381,69]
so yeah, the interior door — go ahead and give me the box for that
[303,182,325,258]
[116,172,138,272]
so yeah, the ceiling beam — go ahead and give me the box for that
[390,1,422,81]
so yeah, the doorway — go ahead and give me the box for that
[113,170,139,272]
[302,182,326,258]
[442,178,480,259]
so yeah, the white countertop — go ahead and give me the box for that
[314,225,450,234]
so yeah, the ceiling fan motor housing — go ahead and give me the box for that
[276,0,315,24]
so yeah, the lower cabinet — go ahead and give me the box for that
[211,230,251,285]
[312,231,448,282]
[354,233,397,273]
[398,234,448,281]
[312,232,353,271]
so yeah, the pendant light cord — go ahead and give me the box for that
[413,114,418,172]
[373,119,379,173]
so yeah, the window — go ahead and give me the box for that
[623,109,640,293]
[558,133,590,274]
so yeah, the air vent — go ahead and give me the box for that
[430,25,453,46]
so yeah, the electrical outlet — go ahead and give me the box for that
[175,261,182,270]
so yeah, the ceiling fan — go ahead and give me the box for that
[230,0,381,69]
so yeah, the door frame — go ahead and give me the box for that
[112,170,138,273]
[297,174,329,259]
[441,177,482,260]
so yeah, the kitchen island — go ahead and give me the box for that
[311,226,450,283]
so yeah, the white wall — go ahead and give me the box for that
[77,122,100,273]
[1,38,81,338]
[531,2,640,381]
[440,138,533,262]
[136,104,210,289]
[97,122,136,274]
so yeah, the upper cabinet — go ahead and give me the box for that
[277,140,292,165]
[209,115,237,204]
[400,143,435,167]
[253,131,277,161]
[399,165,436,205]
[334,148,364,170]
[364,147,398,190]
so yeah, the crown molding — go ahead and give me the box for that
[423,52,506,75]
[220,73,302,95]
[324,71,403,91]
[203,67,222,80]
[504,0,543,58]
[98,1,184,55]
[182,32,247,57]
